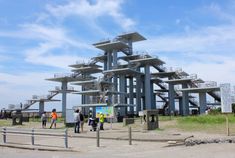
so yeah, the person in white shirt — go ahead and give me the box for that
[74,109,80,133]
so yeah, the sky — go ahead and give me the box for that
[0,0,235,110]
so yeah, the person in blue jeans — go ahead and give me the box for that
[73,109,80,133]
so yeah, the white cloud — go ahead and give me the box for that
[46,0,135,31]
[0,72,81,109]
[136,24,235,54]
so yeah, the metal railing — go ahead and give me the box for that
[1,127,68,148]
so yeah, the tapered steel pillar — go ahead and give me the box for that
[182,83,189,116]
[136,75,141,114]
[39,101,44,115]
[168,83,175,114]
[199,92,207,114]
[144,64,152,110]
[61,81,67,118]
[129,77,134,114]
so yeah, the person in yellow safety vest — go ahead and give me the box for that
[99,113,105,130]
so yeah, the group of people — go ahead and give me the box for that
[73,109,105,133]
[40,108,58,129]
[40,108,105,133]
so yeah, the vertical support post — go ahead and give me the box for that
[128,126,132,145]
[144,64,151,110]
[64,128,68,148]
[226,115,230,136]
[31,128,34,145]
[179,98,183,115]
[3,127,6,143]
[182,83,189,116]
[129,77,134,114]
[62,81,67,118]
[39,101,44,116]
[150,81,155,109]
[136,75,141,114]
[199,92,207,114]
[96,128,100,147]
[168,83,175,115]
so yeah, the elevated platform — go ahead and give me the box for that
[71,67,102,74]
[113,104,136,107]
[94,41,129,52]
[91,55,107,63]
[118,55,141,61]
[117,32,146,42]
[49,89,77,93]
[27,99,61,102]
[103,68,144,76]
[46,75,96,82]
[129,57,165,67]
[92,40,111,46]
[179,87,220,93]
[165,78,192,84]
[152,71,176,78]
[69,63,102,69]
[74,103,108,107]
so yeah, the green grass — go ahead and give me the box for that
[158,114,235,134]
[29,117,65,123]
[0,119,12,127]
[177,114,235,124]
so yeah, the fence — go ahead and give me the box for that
[1,127,68,148]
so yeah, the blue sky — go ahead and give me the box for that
[0,0,235,110]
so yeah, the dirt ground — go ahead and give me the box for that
[1,119,235,158]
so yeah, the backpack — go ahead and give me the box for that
[80,113,84,121]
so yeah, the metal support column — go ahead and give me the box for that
[150,81,155,109]
[168,83,175,114]
[39,101,44,115]
[136,75,141,114]
[199,92,207,114]
[182,83,189,116]
[119,75,126,115]
[129,77,134,114]
[61,81,67,118]
[107,52,112,70]
[179,98,183,115]
[144,64,152,110]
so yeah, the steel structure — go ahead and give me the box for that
[4,32,223,117]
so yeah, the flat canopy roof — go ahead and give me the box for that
[73,90,101,95]
[165,78,192,84]
[91,55,107,62]
[28,99,61,102]
[179,87,220,93]
[92,40,111,46]
[49,89,78,93]
[74,103,108,107]
[69,63,102,69]
[113,104,136,107]
[71,67,103,74]
[95,41,129,51]
[129,57,165,66]
[118,55,141,61]
[117,32,146,42]
[151,71,176,78]
[103,68,144,76]
[46,75,96,82]
[71,80,96,85]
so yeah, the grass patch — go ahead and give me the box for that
[0,119,12,127]
[177,114,235,124]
